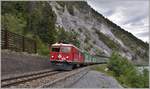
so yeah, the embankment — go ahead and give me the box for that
[1,50,52,77]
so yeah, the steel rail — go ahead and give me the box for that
[1,70,61,87]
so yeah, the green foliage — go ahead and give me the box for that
[141,68,149,88]
[1,1,81,56]
[56,26,80,48]
[36,36,49,56]
[108,52,135,77]
[1,13,26,34]
[25,2,57,44]
[92,64,114,76]
[1,1,28,15]
[108,52,149,88]
[1,1,57,56]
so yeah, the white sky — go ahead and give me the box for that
[87,0,149,42]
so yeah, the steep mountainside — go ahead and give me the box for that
[49,1,149,65]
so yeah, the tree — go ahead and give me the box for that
[56,27,80,48]
[108,52,149,88]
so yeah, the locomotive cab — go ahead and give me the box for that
[49,43,84,70]
[50,46,72,62]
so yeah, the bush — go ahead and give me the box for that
[108,52,149,88]
[142,68,149,87]
[36,36,49,56]
[56,27,80,48]
[1,13,26,34]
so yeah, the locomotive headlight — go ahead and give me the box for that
[51,56,54,58]
[66,56,69,59]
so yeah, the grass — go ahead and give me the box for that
[91,64,114,77]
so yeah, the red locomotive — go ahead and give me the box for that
[50,43,107,70]
[50,43,84,70]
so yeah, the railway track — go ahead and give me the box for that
[1,69,61,87]
[1,66,90,88]
[39,67,89,88]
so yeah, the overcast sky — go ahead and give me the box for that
[87,0,149,42]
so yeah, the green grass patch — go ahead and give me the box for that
[91,64,114,76]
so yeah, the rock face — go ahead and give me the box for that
[49,1,149,65]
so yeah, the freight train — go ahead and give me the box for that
[50,43,107,70]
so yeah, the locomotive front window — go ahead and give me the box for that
[52,47,60,52]
[61,47,71,53]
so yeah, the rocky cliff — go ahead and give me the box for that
[49,1,149,65]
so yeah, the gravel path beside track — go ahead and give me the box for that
[70,70,122,88]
